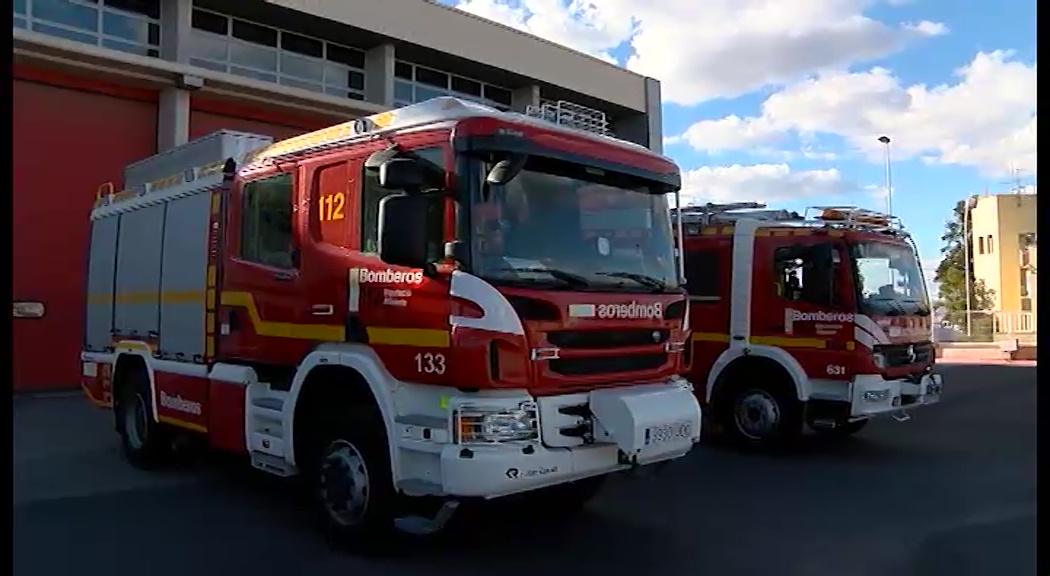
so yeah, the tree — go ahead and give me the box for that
[933,199,995,334]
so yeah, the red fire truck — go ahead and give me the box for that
[80,97,702,544]
[675,202,943,448]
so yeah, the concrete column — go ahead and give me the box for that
[364,44,395,107]
[610,77,663,153]
[643,77,664,155]
[157,88,191,152]
[511,85,540,112]
[160,0,192,64]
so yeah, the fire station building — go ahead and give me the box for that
[12,0,664,391]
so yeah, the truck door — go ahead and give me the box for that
[348,142,454,386]
[684,238,732,399]
[218,166,331,369]
[752,237,853,379]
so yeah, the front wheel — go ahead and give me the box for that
[719,385,803,449]
[310,403,399,552]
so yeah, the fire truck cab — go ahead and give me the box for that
[675,202,943,447]
[80,97,702,545]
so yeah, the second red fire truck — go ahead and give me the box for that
[675,202,943,448]
[80,97,702,545]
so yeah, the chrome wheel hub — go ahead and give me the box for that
[319,440,371,527]
[734,389,781,440]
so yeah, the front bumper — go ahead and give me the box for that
[440,378,702,498]
[850,372,943,417]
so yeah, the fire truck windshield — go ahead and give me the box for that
[468,156,680,293]
[850,241,931,317]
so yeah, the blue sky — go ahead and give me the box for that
[441,0,1036,290]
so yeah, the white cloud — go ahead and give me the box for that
[452,0,947,105]
[675,51,1038,177]
[680,163,856,205]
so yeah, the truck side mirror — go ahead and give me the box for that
[378,194,437,270]
[378,158,426,191]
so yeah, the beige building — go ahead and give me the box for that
[968,192,1038,335]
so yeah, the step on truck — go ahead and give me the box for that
[81,97,702,544]
[674,203,943,448]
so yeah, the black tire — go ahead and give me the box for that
[310,402,399,552]
[811,418,869,438]
[717,381,803,449]
[114,365,172,469]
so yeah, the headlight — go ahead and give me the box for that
[872,352,887,369]
[455,404,539,444]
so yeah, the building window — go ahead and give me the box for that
[978,236,985,254]
[393,60,512,111]
[241,173,295,269]
[986,235,994,253]
[188,8,366,101]
[16,0,161,58]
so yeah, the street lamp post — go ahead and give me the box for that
[877,135,893,215]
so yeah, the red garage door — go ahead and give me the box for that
[190,98,334,143]
[13,71,157,391]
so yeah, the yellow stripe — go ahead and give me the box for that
[221,291,345,341]
[367,327,450,348]
[751,335,827,349]
[691,332,828,349]
[692,332,730,343]
[113,340,154,352]
[158,415,208,433]
[87,291,205,305]
[92,290,449,346]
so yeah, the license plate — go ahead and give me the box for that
[645,422,693,446]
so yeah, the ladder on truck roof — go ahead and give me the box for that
[672,202,908,235]
[672,202,802,226]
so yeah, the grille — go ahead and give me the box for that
[876,341,934,368]
[549,353,667,376]
[547,329,669,349]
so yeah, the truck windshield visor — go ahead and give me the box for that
[468,155,680,293]
[851,241,931,316]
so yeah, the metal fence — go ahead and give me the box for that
[935,311,1037,343]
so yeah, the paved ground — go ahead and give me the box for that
[14,364,1037,576]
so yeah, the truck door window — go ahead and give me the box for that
[773,243,840,308]
[241,173,295,269]
[360,147,444,255]
[684,248,721,301]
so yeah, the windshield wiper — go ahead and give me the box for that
[902,299,933,317]
[869,297,907,316]
[595,271,669,292]
[497,267,592,288]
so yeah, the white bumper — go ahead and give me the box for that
[850,372,943,417]
[440,378,702,498]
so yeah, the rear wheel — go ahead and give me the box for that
[718,383,803,449]
[115,365,172,469]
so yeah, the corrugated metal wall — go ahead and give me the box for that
[13,71,158,391]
